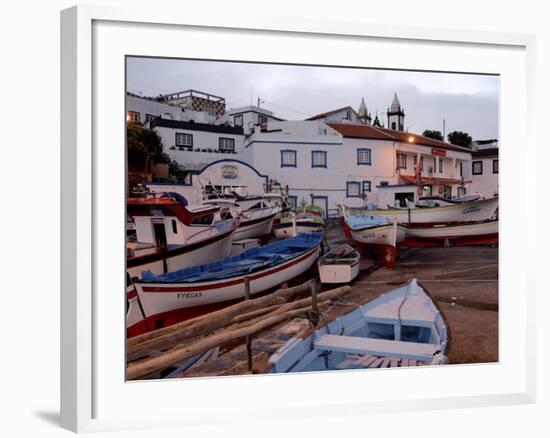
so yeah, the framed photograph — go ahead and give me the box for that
[61,5,536,432]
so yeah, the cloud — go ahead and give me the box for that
[127,57,498,139]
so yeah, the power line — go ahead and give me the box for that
[261,99,312,118]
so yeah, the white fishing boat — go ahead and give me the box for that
[127,234,323,337]
[127,197,239,279]
[318,244,361,284]
[404,219,498,239]
[344,214,406,247]
[269,279,448,373]
[204,195,281,240]
[273,205,325,239]
[342,196,498,225]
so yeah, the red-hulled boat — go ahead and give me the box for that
[127,197,239,279]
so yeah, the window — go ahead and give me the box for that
[175,133,193,148]
[145,114,157,123]
[234,115,243,127]
[443,185,452,198]
[438,158,443,173]
[346,181,362,198]
[357,148,372,165]
[362,181,371,193]
[460,162,463,177]
[346,110,352,120]
[219,137,235,152]
[472,160,483,175]
[288,195,298,211]
[391,121,396,130]
[420,157,424,172]
[397,152,407,169]
[171,219,178,234]
[493,159,498,174]
[311,150,327,168]
[258,114,268,125]
[281,150,297,168]
[128,111,140,123]
[457,186,467,197]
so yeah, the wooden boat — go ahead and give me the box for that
[418,194,481,206]
[204,195,281,240]
[401,219,498,246]
[273,205,325,239]
[269,279,448,373]
[318,244,361,284]
[127,234,323,337]
[342,196,498,225]
[126,197,239,279]
[344,213,406,247]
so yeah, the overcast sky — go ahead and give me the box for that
[127,57,499,140]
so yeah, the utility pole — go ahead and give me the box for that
[257,96,261,108]
[443,118,446,141]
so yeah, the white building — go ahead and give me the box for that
[151,118,244,171]
[306,106,360,124]
[218,105,284,134]
[468,146,499,198]
[145,159,270,206]
[243,117,472,217]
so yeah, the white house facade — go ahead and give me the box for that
[151,118,244,171]
[243,120,473,216]
[468,147,499,198]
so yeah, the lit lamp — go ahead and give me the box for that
[407,136,415,143]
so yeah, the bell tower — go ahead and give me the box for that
[357,97,372,125]
[387,92,405,131]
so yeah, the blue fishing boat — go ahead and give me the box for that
[127,234,323,336]
[269,279,448,373]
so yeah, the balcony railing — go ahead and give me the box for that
[169,145,237,154]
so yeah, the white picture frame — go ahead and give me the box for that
[60,5,536,433]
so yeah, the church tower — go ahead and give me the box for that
[357,97,372,125]
[387,92,405,131]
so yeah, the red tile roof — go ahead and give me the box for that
[328,123,472,153]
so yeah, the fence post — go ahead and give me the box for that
[244,277,252,371]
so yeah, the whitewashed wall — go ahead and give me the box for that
[154,125,244,170]
[470,157,499,197]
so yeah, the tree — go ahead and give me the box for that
[447,131,473,148]
[169,160,187,183]
[127,124,169,172]
[422,130,443,141]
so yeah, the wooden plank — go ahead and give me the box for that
[368,358,385,368]
[315,334,440,362]
[380,358,391,368]
[400,358,409,367]
[359,356,379,368]
[409,359,417,366]
[390,358,399,368]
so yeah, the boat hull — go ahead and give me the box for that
[319,259,360,284]
[348,224,406,247]
[233,213,276,240]
[404,219,498,239]
[127,244,321,335]
[348,197,498,225]
[273,222,324,239]
[127,228,235,279]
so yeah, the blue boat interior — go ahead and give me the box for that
[141,233,322,283]
[269,282,448,373]
[346,214,389,231]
